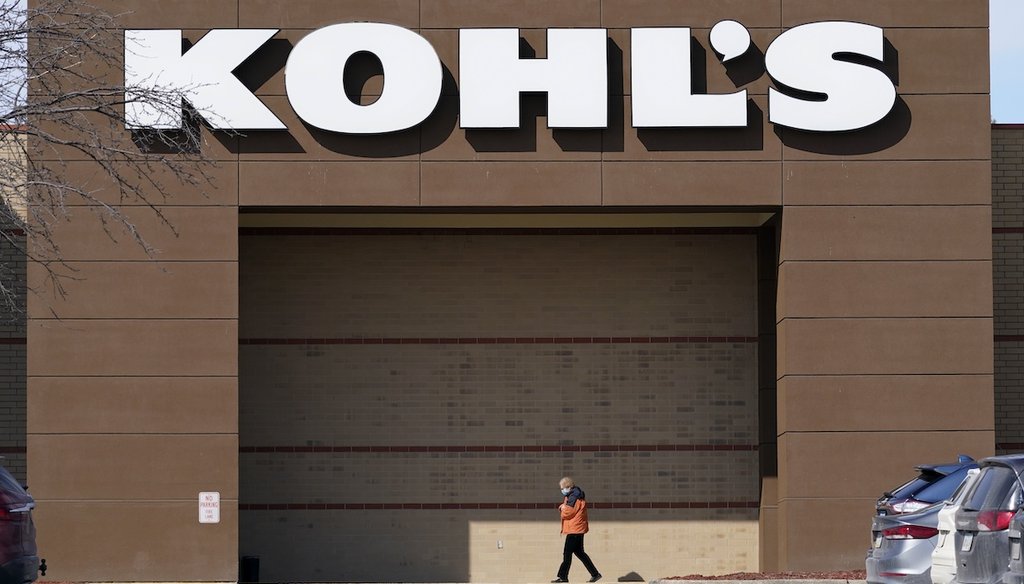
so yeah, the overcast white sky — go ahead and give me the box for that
[991,0,1024,122]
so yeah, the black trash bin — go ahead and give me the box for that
[240,556,259,583]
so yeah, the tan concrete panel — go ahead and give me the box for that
[239,161,420,206]
[604,96,782,162]
[421,96,603,162]
[778,430,994,500]
[29,112,238,163]
[28,434,238,500]
[760,477,780,572]
[62,0,240,28]
[420,29,460,97]
[777,261,992,318]
[28,261,238,320]
[783,160,991,206]
[762,476,778,505]
[780,95,990,162]
[240,0,419,28]
[602,161,781,206]
[887,28,989,95]
[421,0,601,28]
[777,498,879,571]
[421,162,602,206]
[28,377,237,435]
[32,501,238,582]
[28,319,238,377]
[238,97,420,161]
[41,206,238,262]
[778,375,994,434]
[777,318,993,376]
[779,206,992,262]
[782,0,988,28]
[53,160,239,207]
[601,0,781,28]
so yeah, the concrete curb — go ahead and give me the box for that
[651,580,869,584]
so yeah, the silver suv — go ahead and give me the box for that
[954,455,1024,584]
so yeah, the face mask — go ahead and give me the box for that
[561,488,571,496]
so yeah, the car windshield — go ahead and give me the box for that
[890,471,944,500]
[947,470,980,505]
[916,466,971,503]
[0,465,26,497]
[964,466,1020,511]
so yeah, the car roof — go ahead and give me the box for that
[918,462,973,475]
[979,454,1024,473]
[914,455,977,475]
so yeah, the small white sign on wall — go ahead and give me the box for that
[199,492,221,524]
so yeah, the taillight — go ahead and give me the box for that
[978,511,1015,532]
[0,502,32,521]
[883,525,939,540]
[891,499,931,514]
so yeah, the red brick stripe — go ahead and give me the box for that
[0,447,26,454]
[994,228,1024,234]
[239,227,761,236]
[997,443,1024,451]
[996,335,1024,343]
[239,501,761,511]
[0,338,26,345]
[239,444,758,453]
[240,336,758,346]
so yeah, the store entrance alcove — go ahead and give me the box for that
[237,210,777,582]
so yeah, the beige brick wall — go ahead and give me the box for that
[239,232,760,582]
[993,127,1024,451]
[0,234,25,483]
[0,133,25,482]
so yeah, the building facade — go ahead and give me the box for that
[16,0,999,581]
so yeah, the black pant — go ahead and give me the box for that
[558,533,599,579]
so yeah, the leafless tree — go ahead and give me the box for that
[0,0,219,318]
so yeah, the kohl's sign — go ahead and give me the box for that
[125,20,897,134]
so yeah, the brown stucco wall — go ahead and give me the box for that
[25,0,992,580]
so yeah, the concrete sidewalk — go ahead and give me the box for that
[651,580,868,584]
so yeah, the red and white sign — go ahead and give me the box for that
[199,492,220,524]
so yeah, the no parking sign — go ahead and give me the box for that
[199,492,220,524]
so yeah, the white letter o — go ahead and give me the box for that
[285,23,443,134]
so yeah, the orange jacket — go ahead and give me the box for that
[560,497,589,534]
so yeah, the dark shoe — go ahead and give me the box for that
[552,579,568,583]
[588,575,602,583]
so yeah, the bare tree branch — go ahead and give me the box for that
[0,0,221,320]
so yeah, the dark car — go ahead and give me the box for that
[954,454,1024,584]
[0,463,37,584]
[878,455,978,516]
